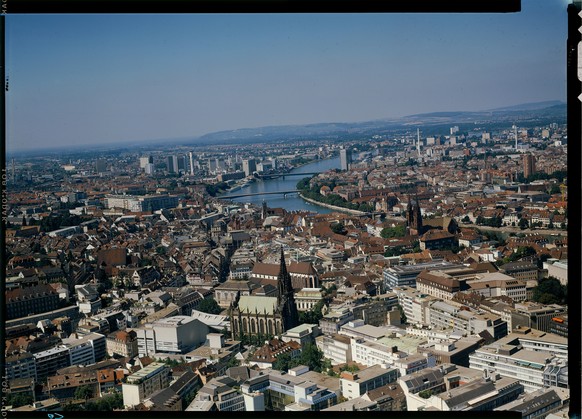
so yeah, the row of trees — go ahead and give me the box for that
[272,343,331,374]
[380,224,406,239]
[204,182,230,197]
[296,178,374,213]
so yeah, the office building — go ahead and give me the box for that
[6,284,60,320]
[340,366,399,400]
[193,376,246,412]
[469,344,568,392]
[189,151,195,175]
[523,153,536,178]
[5,352,37,381]
[144,163,155,175]
[242,159,257,177]
[33,346,71,381]
[383,261,467,291]
[340,147,352,171]
[139,156,153,169]
[105,194,179,212]
[122,362,172,407]
[406,376,523,411]
[166,155,178,173]
[95,159,107,173]
[177,155,187,172]
[106,330,139,358]
[135,315,208,356]
[428,300,508,339]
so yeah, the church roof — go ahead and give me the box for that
[237,295,278,315]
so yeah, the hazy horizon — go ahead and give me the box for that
[6,0,569,152]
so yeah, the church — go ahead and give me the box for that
[229,248,299,340]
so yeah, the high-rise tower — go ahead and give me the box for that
[189,152,195,176]
[523,154,536,178]
[340,147,352,171]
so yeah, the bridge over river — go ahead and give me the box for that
[225,189,301,199]
[254,171,321,180]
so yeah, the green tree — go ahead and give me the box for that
[74,385,93,401]
[297,343,327,373]
[299,299,326,324]
[331,222,347,235]
[397,304,407,324]
[272,352,294,372]
[380,225,406,239]
[6,393,33,408]
[197,297,222,314]
[532,277,566,304]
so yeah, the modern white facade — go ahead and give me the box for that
[135,316,209,356]
[469,346,568,393]
[122,362,171,407]
[315,334,352,365]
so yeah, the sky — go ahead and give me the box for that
[6,0,570,152]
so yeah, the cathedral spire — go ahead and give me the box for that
[278,246,292,296]
[277,246,299,331]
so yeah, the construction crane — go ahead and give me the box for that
[559,183,567,203]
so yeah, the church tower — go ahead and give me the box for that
[277,247,299,331]
[261,200,268,220]
[406,193,423,235]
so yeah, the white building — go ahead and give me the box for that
[315,334,352,365]
[427,300,508,340]
[295,288,324,312]
[393,286,438,326]
[122,362,172,407]
[105,194,179,212]
[135,315,209,356]
[339,366,398,400]
[469,344,568,392]
[543,260,568,286]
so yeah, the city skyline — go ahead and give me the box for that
[6,0,569,152]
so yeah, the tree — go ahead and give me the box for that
[85,392,124,411]
[532,277,566,304]
[331,222,347,235]
[74,385,93,401]
[299,299,325,324]
[272,352,294,372]
[297,343,327,373]
[380,224,406,239]
[397,304,407,324]
[197,297,222,315]
[6,393,33,408]
[518,218,529,230]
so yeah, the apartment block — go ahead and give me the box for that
[5,352,37,381]
[427,300,508,340]
[33,346,71,382]
[122,362,172,407]
[315,334,352,366]
[406,376,524,411]
[393,286,439,326]
[340,366,399,400]
[469,343,568,392]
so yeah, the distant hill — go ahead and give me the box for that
[486,100,565,112]
[185,100,566,146]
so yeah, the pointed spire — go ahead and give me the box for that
[278,246,291,296]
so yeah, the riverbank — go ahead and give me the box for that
[299,193,368,216]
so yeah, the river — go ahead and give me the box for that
[221,156,341,213]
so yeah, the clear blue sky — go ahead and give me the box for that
[6,0,570,152]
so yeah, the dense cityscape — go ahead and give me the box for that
[2,110,570,415]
